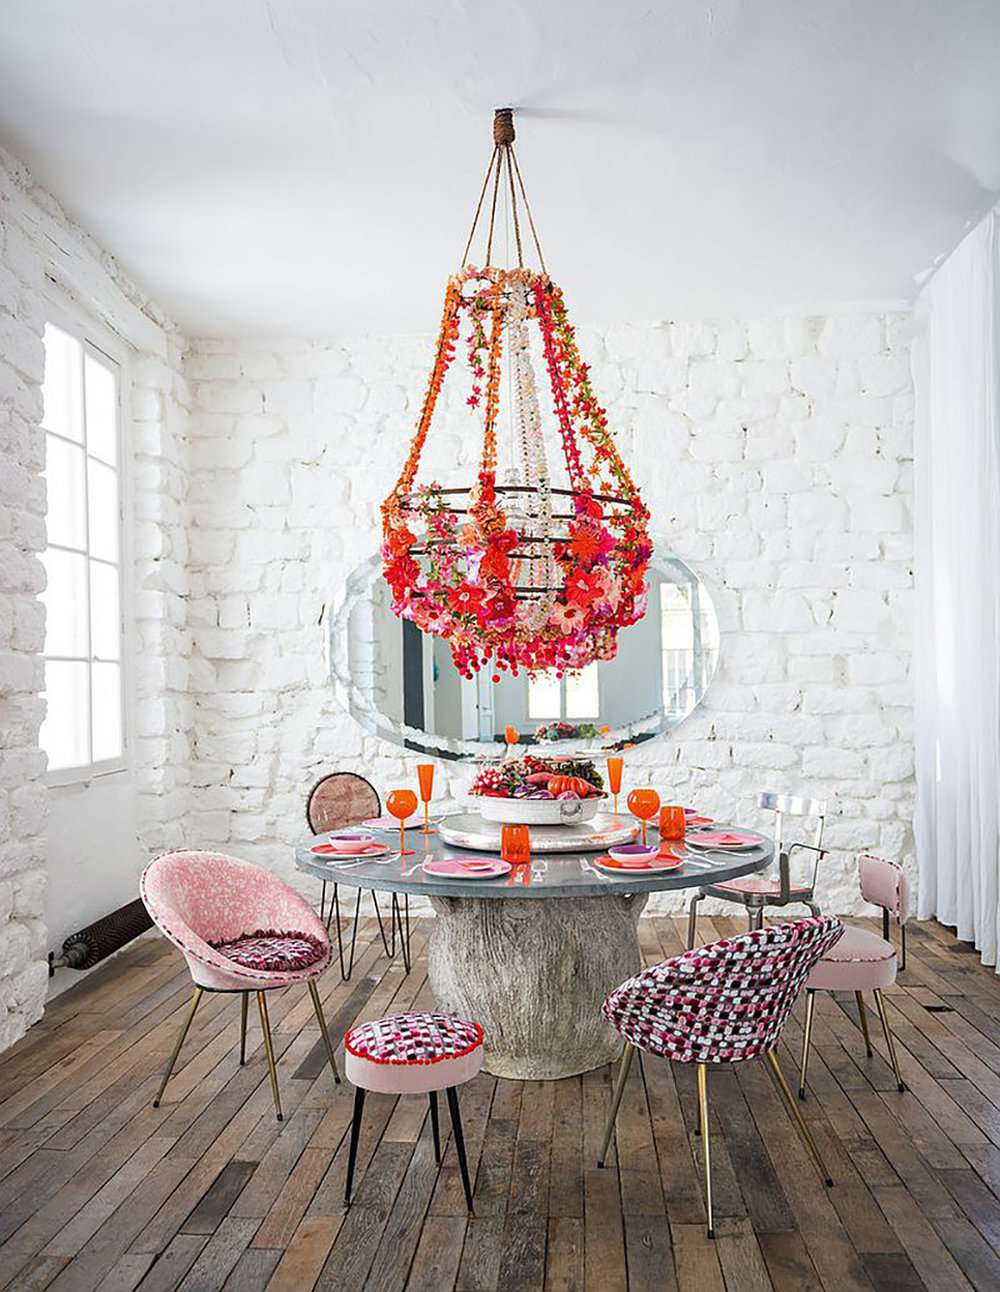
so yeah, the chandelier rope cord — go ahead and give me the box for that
[461,109,545,272]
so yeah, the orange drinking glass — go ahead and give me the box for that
[659,804,685,841]
[416,763,435,833]
[504,725,520,747]
[386,789,418,856]
[500,824,531,866]
[627,788,660,845]
[606,756,624,817]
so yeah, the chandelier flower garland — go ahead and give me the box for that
[381,110,652,680]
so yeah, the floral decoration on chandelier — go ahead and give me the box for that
[380,111,652,680]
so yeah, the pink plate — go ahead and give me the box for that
[362,816,424,831]
[686,830,762,850]
[594,854,684,874]
[423,857,512,880]
[311,842,388,859]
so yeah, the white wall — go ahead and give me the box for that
[0,146,190,1036]
[184,313,915,914]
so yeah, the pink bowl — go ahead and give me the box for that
[608,843,659,866]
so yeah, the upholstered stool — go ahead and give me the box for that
[343,1011,483,1210]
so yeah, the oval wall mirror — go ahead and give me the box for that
[329,549,720,760]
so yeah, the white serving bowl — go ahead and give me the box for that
[471,795,603,826]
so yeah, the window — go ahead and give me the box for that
[39,322,125,775]
[528,663,600,721]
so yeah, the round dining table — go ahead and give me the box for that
[295,818,773,1081]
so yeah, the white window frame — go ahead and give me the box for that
[40,291,134,788]
[527,662,601,722]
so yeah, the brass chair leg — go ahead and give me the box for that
[154,986,203,1107]
[798,990,816,1099]
[239,992,249,1065]
[597,1043,635,1167]
[873,989,906,1092]
[765,1049,832,1186]
[697,1062,714,1238]
[856,991,873,1057]
[308,979,341,1084]
[257,991,283,1121]
[900,922,907,972]
[687,892,703,950]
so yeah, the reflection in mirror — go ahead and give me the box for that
[331,551,720,760]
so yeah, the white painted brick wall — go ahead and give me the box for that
[0,148,189,1048]
[185,311,915,916]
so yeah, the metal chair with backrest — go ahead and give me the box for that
[306,771,410,979]
[686,791,828,949]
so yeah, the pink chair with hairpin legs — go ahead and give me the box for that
[598,916,844,1238]
[141,850,341,1121]
[798,854,909,1099]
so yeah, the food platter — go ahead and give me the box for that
[438,810,638,854]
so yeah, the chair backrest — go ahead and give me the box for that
[758,790,827,899]
[306,772,381,835]
[604,916,844,1065]
[858,854,910,922]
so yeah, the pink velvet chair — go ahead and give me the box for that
[798,854,909,1099]
[141,850,340,1120]
[598,916,844,1238]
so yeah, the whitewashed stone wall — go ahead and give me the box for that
[185,311,914,914]
[0,148,188,1046]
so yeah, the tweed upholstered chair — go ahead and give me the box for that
[686,791,828,947]
[141,850,340,1120]
[598,916,844,1238]
[798,854,909,1099]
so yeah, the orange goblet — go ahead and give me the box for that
[627,788,660,845]
[416,763,435,833]
[386,789,418,856]
[500,823,531,866]
[659,804,685,842]
[606,756,624,817]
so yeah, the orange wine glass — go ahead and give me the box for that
[416,763,435,833]
[386,789,418,856]
[627,788,660,845]
[659,804,685,844]
[606,756,624,817]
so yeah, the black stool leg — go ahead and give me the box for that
[344,1087,366,1205]
[429,1091,441,1164]
[445,1086,474,1212]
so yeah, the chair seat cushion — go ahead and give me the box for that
[345,1011,484,1094]
[705,876,812,900]
[806,925,896,991]
[210,929,327,973]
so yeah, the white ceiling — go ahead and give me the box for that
[1,1,999,337]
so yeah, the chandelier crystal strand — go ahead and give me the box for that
[379,111,652,679]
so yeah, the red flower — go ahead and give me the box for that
[448,583,485,615]
[566,570,605,608]
[566,525,600,563]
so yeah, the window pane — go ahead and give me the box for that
[45,434,87,550]
[87,459,119,563]
[84,352,118,465]
[528,673,561,720]
[42,325,83,441]
[41,660,89,770]
[91,662,122,762]
[89,560,120,660]
[40,548,88,657]
[566,663,600,718]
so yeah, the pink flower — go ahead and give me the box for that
[551,602,585,635]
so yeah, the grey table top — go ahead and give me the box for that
[295,820,774,901]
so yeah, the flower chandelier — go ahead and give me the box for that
[381,109,652,680]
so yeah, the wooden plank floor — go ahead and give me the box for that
[2,917,1000,1290]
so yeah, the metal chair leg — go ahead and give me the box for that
[597,1042,636,1167]
[239,992,249,1065]
[256,991,283,1121]
[344,1086,366,1204]
[697,1062,714,1238]
[153,986,203,1106]
[856,991,874,1057]
[900,922,907,972]
[807,902,822,919]
[446,1086,475,1213]
[307,980,341,1084]
[429,1091,441,1164]
[766,1049,833,1186]
[873,988,906,1092]
[687,891,704,950]
[798,990,816,1099]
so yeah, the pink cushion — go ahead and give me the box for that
[859,854,910,921]
[806,925,897,991]
[210,930,326,973]
[345,1011,484,1094]
[706,876,812,898]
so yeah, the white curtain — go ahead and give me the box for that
[914,205,1000,967]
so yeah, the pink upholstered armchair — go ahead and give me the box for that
[141,850,340,1119]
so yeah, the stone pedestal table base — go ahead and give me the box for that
[428,893,648,1080]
